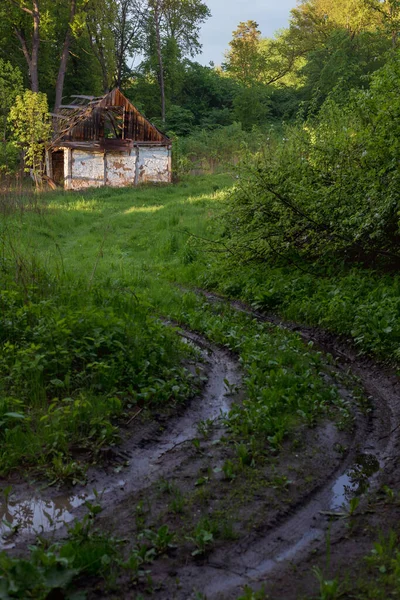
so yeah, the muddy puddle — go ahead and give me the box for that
[331,453,380,510]
[0,494,87,549]
[0,330,240,549]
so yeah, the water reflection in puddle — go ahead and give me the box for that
[0,346,237,548]
[330,453,380,510]
[0,493,90,548]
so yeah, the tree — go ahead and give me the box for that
[223,21,264,86]
[161,0,211,56]
[86,0,118,92]
[114,0,146,88]
[0,60,24,141]
[224,21,300,90]
[233,85,271,129]
[55,0,80,111]
[0,60,23,173]
[5,0,41,92]
[9,90,51,187]
[3,0,95,108]
[365,0,400,47]
[299,27,389,106]
[150,0,167,122]
[145,0,211,123]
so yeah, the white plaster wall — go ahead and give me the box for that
[70,150,105,190]
[106,151,137,187]
[62,146,171,190]
[64,148,72,189]
[137,147,170,184]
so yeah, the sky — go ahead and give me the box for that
[196,0,297,66]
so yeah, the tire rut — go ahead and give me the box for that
[167,289,400,599]
[2,292,400,600]
[0,331,240,550]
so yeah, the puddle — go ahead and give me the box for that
[330,453,380,510]
[0,493,89,548]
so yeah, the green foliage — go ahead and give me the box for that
[232,85,271,130]
[313,566,343,599]
[223,21,266,86]
[337,531,400,599]
[8,91,51,186]
[140,525,176,553]
[0,506,120,599]
[0,262,195,475]
[165,292,349,452]
[237,586,269,600]
[201,262,400,361]
[224,52,400,266]
[174,123,271,175]
[0,60,23,176]
[187,519,215,556]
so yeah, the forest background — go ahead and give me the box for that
[1,0,400,275]
[1,0,400,173]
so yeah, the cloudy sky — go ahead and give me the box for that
[196,0,297,66]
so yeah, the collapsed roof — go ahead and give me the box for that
[51,88,170,151]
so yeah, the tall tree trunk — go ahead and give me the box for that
[14,0,40,92]
[154,0,166,124]
[54,0,77,111]
[31,0,40,91]
[116,2,127,88]
[87,25,110,93]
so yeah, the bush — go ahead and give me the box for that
[0,269,195,475]
[224,52,400,267]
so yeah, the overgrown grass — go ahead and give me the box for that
[0,266,196,478]
[1,173,396,482]
[198,262,400,364]
[2,174,400,598]
[0,175,342,480]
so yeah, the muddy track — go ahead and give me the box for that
[175,290,400,599]
[2,293,400,599]
[0,330,241,549]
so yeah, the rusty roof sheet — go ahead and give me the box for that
[51,88,170,148]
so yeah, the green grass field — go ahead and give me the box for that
[2,173,399,479]
[8,175,230,287]
[1,175,400,599]
[0,174,353,478]
[0,175,234,478]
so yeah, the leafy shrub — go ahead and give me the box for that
[224,52,400,266]
[0,271,195,475]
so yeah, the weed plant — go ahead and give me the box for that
[0,505,121,599]
[0,265,196,477]
[161,290,351,453]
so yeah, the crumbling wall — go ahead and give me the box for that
[138,147,171,184]
[62,145,171,190]
[68,150,105,190]
[106,151,137,187]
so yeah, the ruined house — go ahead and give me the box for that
[46,89,172,190]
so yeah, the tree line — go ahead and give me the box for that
[1,0,400,174]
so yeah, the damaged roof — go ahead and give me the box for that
[51,88,170,151]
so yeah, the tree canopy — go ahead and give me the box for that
[0,0,400,144]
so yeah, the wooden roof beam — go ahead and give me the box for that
[59,104,88,110]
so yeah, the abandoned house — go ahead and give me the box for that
[46,89,172,190]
